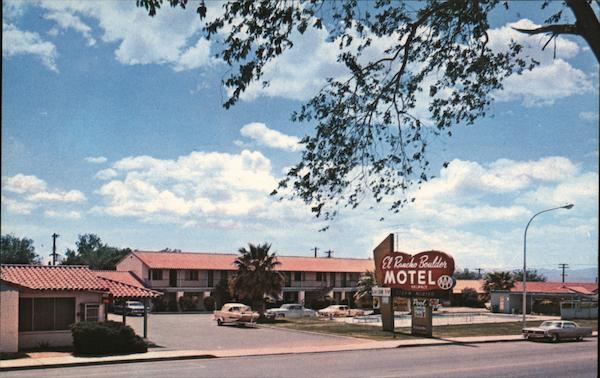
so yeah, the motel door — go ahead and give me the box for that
[169,270,177,287]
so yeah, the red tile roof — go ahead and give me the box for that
[453,279,485,294]
[510,282,598,295]
[128,251,374,273]
[96,275,161,298]
[0,265,107,291]
[95,271,145,288]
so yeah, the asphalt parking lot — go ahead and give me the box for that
[108,313,370,351]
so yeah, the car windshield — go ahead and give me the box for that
[126,301,144,307]
[540,321,561,328]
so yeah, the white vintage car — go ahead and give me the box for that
[213,303,260,326]
[318,305,365,317]
[265,304,316,319]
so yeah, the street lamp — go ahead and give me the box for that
[522,204,574,329]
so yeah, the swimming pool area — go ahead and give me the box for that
[346,311,558,327]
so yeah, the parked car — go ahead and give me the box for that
[522,320,593,342]
[213,303,260,326]
[113,300,147,316]
[265,304,317,319]
[318,305,365,317]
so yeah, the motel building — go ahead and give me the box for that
[0,264,160,353]
[116,251,374,310]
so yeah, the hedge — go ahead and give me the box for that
[71,321,147,355]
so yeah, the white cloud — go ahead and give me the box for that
[2,22,58,72]
[173,38,212,71]
[497,59,593,107]
[414,156,579,201]
[44,210,82,220]
[487,19,592,107]
[36,0,216,72]
[1,173,86,217]
[579,111,599,123]
[2,0,27,20]
[240,122,302,152]
[44,10,96,46]
[85,156,108,164]
[238,26,343,102]
[1,196,38,215]
[519,172,599,208]
[95,168,118,180]
[2,174,47,193]
[26,190,86,203]
[96,150,287,224]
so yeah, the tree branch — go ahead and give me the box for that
[512,23,579,36]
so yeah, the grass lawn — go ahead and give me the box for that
[269,318,598,341]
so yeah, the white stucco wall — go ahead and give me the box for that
[0,282,19,353]
[18,290,104,350]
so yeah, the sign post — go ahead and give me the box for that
[373,234,455,337]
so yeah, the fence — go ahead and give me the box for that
[560,300,598,319]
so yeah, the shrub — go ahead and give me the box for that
[203,296,216,311]
[178,296,195,311]
[71,321,147,355]
[151,297,167,312]
[167,301,178,312]
[461,288,483,307]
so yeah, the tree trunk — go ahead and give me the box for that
[567,0,600,62]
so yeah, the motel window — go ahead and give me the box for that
[207,270,214,287]
[220,270,228,281]
[284,272,292,287]
[316,272,324,281]
[330,272,336,286]
[187,270,199,281]
[294,272,302,281]
[18,297,76,332]
[151,269,163,280]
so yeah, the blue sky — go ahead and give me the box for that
[2,1,598,277]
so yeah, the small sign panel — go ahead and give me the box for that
[372,286,391,297]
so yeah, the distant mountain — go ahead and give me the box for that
[535,267,598,283]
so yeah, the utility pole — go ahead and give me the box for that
[325,250,334,258]
[476,268,483,279]
[50,233,59,266]
[558,263,569,283]
[312,247,319,258]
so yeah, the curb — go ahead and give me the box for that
[1,334,596,372]
[0,354,217,372]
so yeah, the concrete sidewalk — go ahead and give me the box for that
[1,332,597,372]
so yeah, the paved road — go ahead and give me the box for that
[108,313,369,350]
[5,338,597,377]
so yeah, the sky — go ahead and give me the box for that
[2,1,598,278]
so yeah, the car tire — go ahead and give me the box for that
[576,336,583,341]
[551,334,559,343]
[217,318,224,326]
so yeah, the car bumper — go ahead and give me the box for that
[522,332,547,339]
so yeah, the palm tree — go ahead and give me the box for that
[353,270,375,307]
[483,271,516,301]
[229,243,284,316]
